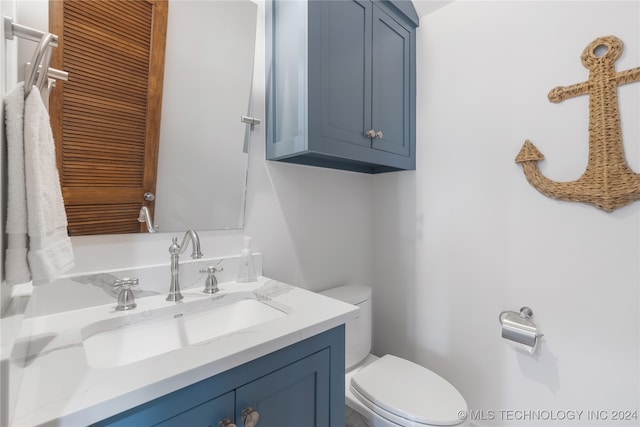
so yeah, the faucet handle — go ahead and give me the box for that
[199,266,223,294]
[113,277,138,311]
[169,236,181,255]
[114,277,139,289]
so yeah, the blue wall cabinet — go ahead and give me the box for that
[266,0,419,174]
[93,326,345,426]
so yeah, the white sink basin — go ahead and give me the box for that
[82,293,288,369]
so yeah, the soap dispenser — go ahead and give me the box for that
[236,236,257,283]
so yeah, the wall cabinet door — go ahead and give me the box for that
[316,0,372,149]
[371,5,411,157]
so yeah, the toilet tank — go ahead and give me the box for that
[319,285,371,370]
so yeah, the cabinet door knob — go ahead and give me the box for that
[218,418,236,427]
[241,407,260,427]
[374,130,384,139]
[364,129,376,138]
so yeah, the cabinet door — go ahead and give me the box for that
[314,0,372,148]
[371,5,411,157]
[235,349,331,427]
[154,391,234,427]
[95,391,234,427]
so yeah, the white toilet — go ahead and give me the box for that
[320,285,469,427]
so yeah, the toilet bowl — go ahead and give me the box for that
[320,285,469,427]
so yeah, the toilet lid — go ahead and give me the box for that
[351,355,467,426]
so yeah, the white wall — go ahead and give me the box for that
[373,1,640,426]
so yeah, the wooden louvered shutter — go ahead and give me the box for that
[49,0,167,235]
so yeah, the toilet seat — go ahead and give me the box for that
[351,355,467,426]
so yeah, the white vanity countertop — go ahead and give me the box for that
[10,277,358,427]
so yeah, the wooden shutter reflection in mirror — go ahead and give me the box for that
[49,0,167,235]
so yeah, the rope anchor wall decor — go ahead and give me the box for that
[515,35,640,212]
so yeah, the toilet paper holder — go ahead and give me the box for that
[499,306,543,350]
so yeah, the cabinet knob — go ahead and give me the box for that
[218,418,236,427]
[241,407,260,427]
[365,129,384,139]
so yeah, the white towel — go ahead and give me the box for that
[4,83,30,284]
[23,85,74,285]
[3,83,74,285]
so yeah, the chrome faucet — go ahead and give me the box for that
[167,230,203,301]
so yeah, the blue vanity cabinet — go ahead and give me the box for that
[266,0,419,174]
[93,326,345,427]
